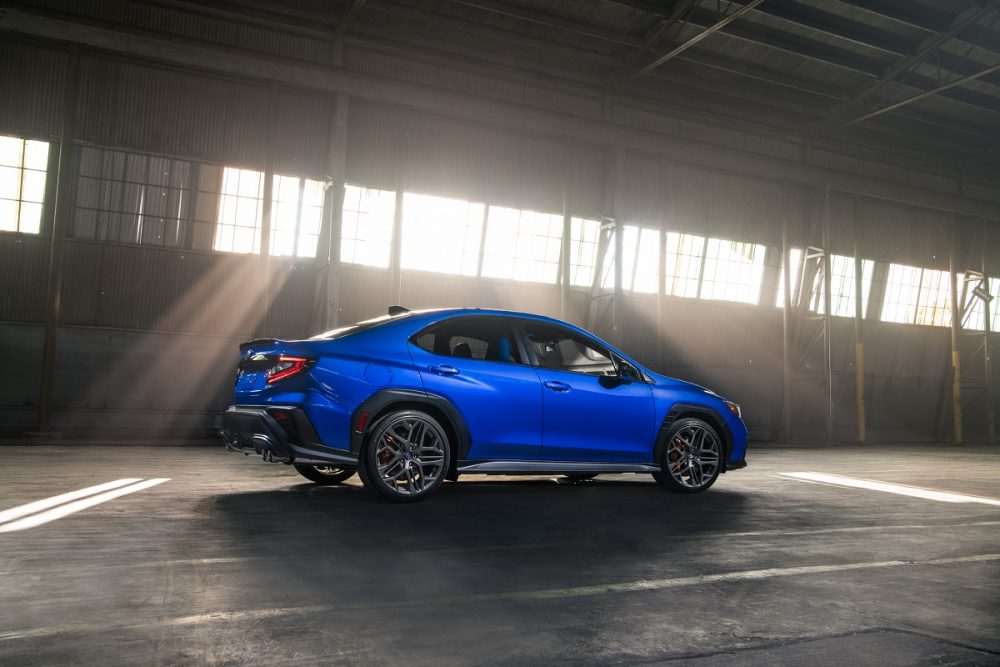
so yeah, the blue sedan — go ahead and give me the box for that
[222,307,748,502]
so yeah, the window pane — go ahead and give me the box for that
[0,134,50,234]
[700,238,766,304]
[340,184,395,268]
[481,206,562,283]
[881,264,923,324]
[421,317,523,364]
[569,217,600,287]
[73,146,191,247]
[401,192,483,276]
[915,268,952,327]
[214,167,263,253]
[961,276,999,331]
[523,322,616,375]
[665,232,705,298]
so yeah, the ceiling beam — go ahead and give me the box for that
[810,1,1000,136]
[627,0,765,79]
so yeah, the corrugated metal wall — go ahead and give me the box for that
[1,29,999,441]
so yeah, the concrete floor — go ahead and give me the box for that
[0,445,998,666]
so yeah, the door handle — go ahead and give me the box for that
[544,380,571,392]
[429,364,460,376]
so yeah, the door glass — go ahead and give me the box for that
[413,317,523,364]
[523,323,616,376]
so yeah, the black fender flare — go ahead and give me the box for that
[349,388,472,461]
[653,403,734,473]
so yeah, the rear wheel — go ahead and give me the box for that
[293,464,356,485]
[360,410,451,503]
[653,417,722,493]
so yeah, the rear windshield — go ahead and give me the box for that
[310,313,409,340]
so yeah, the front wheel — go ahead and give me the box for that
[293,464,356,485]
[359,410,451,503]
[653,417,722,493]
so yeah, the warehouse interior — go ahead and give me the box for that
[1,0,999,664]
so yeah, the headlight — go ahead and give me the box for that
[725,401,741,418]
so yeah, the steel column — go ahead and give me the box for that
[949,219,964,445]
[612,149,624,345]
[37,45,81,433]
[560,142,572,320]
[317,93,349,331]
[258,83,278,336]
[853,194,866,443]
[822,186,834,443]
[781,181,793,444]
[983,222,995,444]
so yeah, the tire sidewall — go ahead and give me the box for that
[361,409,451,503]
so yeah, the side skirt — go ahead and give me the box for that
[455,460,660,475]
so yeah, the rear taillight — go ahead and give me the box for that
[266,355,312,384]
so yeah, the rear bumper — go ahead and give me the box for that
[220,405,358,467]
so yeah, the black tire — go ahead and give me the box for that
[293,464,356,485]
[653,417,723,494]
[359,410,451,503]
[560,473,598,482]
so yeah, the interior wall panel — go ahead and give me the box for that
[0,37,66,140]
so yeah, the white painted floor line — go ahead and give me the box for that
[781,472,1000,507]
[0,478,142,526]
[0,478,169,533]
[2,551,999,641]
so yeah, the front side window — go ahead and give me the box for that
[0,134,49,234]
[522,322,616,376]
[413,317,523,365]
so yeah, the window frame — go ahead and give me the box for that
[408,315,531,367]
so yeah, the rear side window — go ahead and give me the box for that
[523,322,617,376]
[413,316,523,364]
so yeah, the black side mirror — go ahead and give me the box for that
[618,362,636,384]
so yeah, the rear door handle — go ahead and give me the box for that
[429,364,460,376]
[544,380,571,392]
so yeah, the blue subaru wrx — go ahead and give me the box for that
[222,307,748,502]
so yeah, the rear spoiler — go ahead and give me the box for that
[239,338,279,353]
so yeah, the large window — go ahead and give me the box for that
[270,175,324,258]
[481,207,562,283]
[74,147,192,247]
[212,167,325,256]
[700,238,767,305]
[776,249,874,317]
[601,225,659,293]
[664,232,704,298]
[881,264,952,326]
[0,134,48,234]
[340,184,395,267]
[214,167,264,253]
[401,193,484,276]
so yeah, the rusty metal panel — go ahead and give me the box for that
[0,37,66,139]
[0,234,50,323]
[76,54,268,167]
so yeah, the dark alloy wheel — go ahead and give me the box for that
[293,464,357,485]
[359,410,451,503]
[653,417,723,493]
